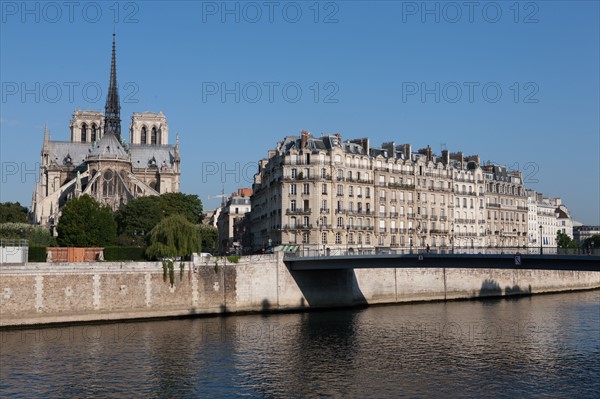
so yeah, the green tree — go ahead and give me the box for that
[198,224,218,254]
[57,195,117,247]
[115,193,203,246]
[582,234,600,249]
[146,215,202,260]
[160,193,203,224]
[0,202,28,223]
[115,196,162,246]
[556,231,578,249]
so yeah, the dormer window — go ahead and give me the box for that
[149,156,157,167]
[64,154,72,165]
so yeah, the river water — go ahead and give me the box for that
[1,290,599,398]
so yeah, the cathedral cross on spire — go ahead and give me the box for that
[104,33,121,140]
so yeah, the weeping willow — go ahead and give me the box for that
[146,215,202,261]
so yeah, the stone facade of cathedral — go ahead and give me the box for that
[30,36,181,233]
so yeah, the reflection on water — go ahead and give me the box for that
[1,290,599,398]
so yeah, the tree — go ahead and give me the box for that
[57,195,117,247]
[145,215,202,260]
[160,193,203,224]
[115,193,204,246]
[556,231,578,249]
[582,234,600,250]
[0,202,28,223]
[198,224,218,254]
[115,196,162,246]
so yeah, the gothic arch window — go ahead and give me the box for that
[151,127,157,145]
[81,123,87,142]
[141,126,147,144]
[91,124,97,142]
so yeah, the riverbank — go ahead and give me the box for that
[1,253,599,327]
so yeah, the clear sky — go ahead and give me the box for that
[1,1,598,224]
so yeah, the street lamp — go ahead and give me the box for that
[346,225,350,255]
[539,225,543,255]
[451,229,454,254]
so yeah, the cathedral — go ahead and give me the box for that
[31,35,181,232]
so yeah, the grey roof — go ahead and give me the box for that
[130,144,176,168]
[89,132,129,159]
[45,141,92,167]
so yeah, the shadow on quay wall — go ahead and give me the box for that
[479,279,532,300]
[288,268,367,308]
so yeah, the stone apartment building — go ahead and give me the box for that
[250,131,533,255]
[526,190,574,252]
[217,188,252,254]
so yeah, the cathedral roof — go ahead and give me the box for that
[130,144,177,169]
[44,141,91,167]
[88,132,129,160]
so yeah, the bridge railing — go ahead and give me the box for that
[284,246,600,259]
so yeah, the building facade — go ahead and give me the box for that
[30,36,181,232]
[250,131,532,255]
[216,188,253,255]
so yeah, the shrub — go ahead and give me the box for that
[103,246,146,261]
[28,246,47,262]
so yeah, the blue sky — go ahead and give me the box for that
[1,1,599,224]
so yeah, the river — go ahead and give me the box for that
[1,290,599,398]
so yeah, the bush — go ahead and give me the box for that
[226,255,240,263]
[0,223,57,246]
[104,246,146,261]
[28,246,47,262]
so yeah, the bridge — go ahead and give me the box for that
[284,252,600,272]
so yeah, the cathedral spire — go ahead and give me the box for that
[104,33,121,140]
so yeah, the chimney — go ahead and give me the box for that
[441,149,449,165]
[398,144,411,160]
[426,145,433,162]
[301,130,309,148]
[382,142,395,158]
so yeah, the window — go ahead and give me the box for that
[366,235,371,244]
[337,217,344,228]
[291,200,297,211]
[365,187,371,198]
[335,233,342,244]
[337,185,344,196]
[322,184,328,194]
[321,168,327,178]
[291,169,297,178]
[303,183,310,195]
[141,126,147,144]
[151,127,158,145]
[321,199,327,211]
[290,184,297,195]
[303,216,309,227]
[91,124,97,142]
[81,123,87,142]
[291,216,297,227]
[289,232,297,243]
[349,186,354,196]
[322,232,327,244]
[302,232,309,244]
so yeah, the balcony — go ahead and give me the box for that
[439,216,448,221]
[389,212,399,217]
[320,208,330,214]
[283,224,313,230]
[407,213,415,219]
[430,215,438,221]
[286,208,311,215]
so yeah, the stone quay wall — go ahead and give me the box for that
[1,253,598,327]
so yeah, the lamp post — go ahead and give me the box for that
[451,229,454,254]
[539,225,543,255]
[346,225,350,255]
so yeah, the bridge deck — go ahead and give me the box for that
[284,254,600,272]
